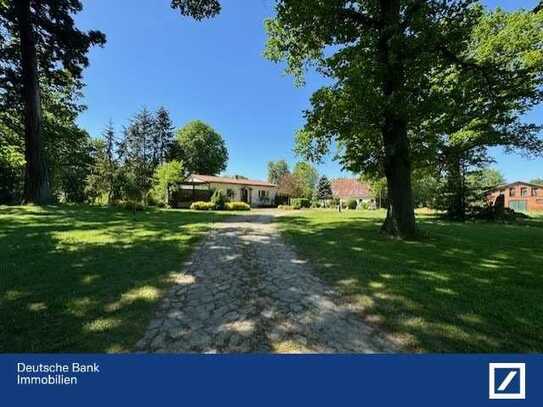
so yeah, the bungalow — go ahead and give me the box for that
[486,181,543,212]
[184,174,278,208]
[331,178,375,208]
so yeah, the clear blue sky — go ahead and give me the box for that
[76,0,542,182]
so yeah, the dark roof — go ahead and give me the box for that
[486,181,543,193]
[331,179,371,199]
[189,174,277,188]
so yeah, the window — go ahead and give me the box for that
[521,187,528,197]
[226,189,234,199]
[509,188,516,197]
[258,190,269,200]
[532,188,540,197]
[499,189,505,196]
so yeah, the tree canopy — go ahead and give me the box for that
[174,121,229,175]
[266,1,543,236]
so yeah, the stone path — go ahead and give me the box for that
[135,212,395,353]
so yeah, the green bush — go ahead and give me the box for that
[347,199,358,210]
[210,189,227,210]
[278,205,296,210]
[226,201,251,211]
[190,201,215,211]
[291,198,311,209]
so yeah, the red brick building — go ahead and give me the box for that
[485,181,543,212]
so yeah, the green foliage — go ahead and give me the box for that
[267,160,290,185]
[292,162,318,200]
[226,201,251,211]
[174,121,228,175]
[531,178,543,186]
[278,205,296,210]
[316,175,333,200]
[190,201,215,211]
[346,199,358,210]
[210,189,227,210]
[291,198,311,209]
[150,160,185,207]
[170,0,221,20]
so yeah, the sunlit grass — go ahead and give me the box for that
[0,205,228,352]
[277,209,543,352]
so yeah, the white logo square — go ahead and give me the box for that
[489,363,526,400]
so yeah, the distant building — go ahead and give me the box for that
[184,174,277,208]
[331,178,375,207]
[485,181,543,212]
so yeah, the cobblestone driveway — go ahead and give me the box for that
[135,212,395,353]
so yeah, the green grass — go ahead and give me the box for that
[0,205,228,353]
[277,209,543,352]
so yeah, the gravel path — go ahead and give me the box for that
[135,212,395,353]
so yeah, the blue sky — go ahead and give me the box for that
[76,0,542,182]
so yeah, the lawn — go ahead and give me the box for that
[0,205,228,353]
[277,209,543,352]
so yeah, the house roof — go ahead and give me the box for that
[485,181,543,193]
[331,179,371,199]
[188,174,277,188]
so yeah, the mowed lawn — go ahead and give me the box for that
[0,205,228,353]
[277,210,543,353]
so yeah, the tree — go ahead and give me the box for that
[531,178,543,186]
[117,109,158,206]
[151,160,185,207]
[292,161,318,199]
[266,2,543,238]
[277,173,303,198]
[0,1,106,204]
[316,176,333,201]
[0,0,223,205]
[175,121,228,175]
[154,107,175,165]
[267,160,290,184]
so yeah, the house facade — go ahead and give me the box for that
[185,174,278,208]
[331,179,375,207]
[485,181,543,212]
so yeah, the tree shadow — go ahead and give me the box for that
[0,205,229,353]
[137,213,394,354]
[275,212,543,352]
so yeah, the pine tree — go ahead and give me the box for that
[103,120,117,204]
[154,107,175,164]
[316,176,333,201]
[0,1,105,204]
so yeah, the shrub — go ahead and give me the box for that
[226,201,251,211]
[210,189,227,210]
[291,198,311,209]
[190,201,215,211]
[278,205,296,210]
[347,199,358,210]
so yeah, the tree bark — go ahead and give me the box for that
[15,0,51,205]
[378,0,416,238]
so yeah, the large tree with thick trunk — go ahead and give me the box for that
[0,0,221,205]
[0,0,106,204]
[265,0,543,237]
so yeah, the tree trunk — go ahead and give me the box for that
[445,153,466,221]
[378,0,416,238]
[16,0,51,205]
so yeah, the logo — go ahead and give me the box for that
[489,363,526,400]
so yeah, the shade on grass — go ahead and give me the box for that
[277,210,543,352]
[0,206,227,353]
